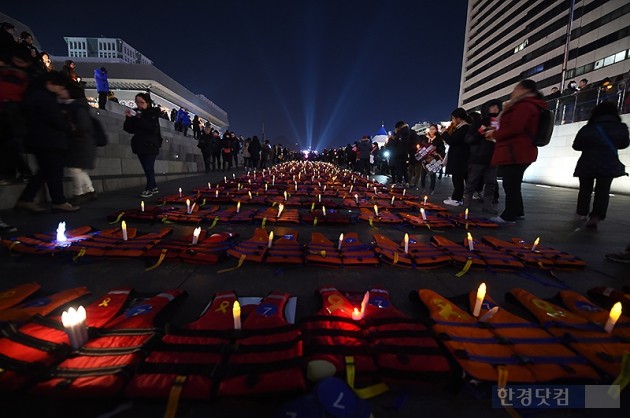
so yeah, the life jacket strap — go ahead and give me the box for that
[344,356,388,399]
[164,375,187,418]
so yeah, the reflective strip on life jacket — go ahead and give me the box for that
[305,233,343,267]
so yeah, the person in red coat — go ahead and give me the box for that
[485,79,546,223]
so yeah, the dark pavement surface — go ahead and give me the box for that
[0,167,628,418]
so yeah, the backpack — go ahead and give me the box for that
[533,105,554,147]
[92,116,108,147]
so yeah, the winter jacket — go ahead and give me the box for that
[64,98,96,169]
[491,95,544,166]
[356,138,372,159]
[176,109,191,127]
[442,123,470,175]
[22,88,71,151]
[248,139,262,160]
[572,114,629,178]
[94,68,109,93]
[197,131,213,153]
[123,107,162,155]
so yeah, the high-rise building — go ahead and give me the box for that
[459,0,630,109]
[64,37,153,64]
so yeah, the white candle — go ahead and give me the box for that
[189,203,196,213]
[465,208,469,220]
[391,196,395,205]
[318,194,322,203]
[351,308,362,321]
[268,231,274,248]
[404,233,409,254]
[56,221,67,243]
[192,227,201,245]
[265,183,268,192]
[77,305,88,343]
[277,203,284,218]
[284,191,288,201]
[323,185,327,192]
[141,201,145,212]
[374,204,379,217]
[531,237,540,252]
[224,176,227,183]
[248,191,252,200]
[349,185,353,193]
[236,201,241,213]
[403,188,406,196]
[232,173,236,179]
[360,291,369,316]
[233,301,241,330]
[604,302,622,333]
[374,186,377,195]
[215,190,219,198]
[272,175,275,186]
[62,306,86,349]
[295,182,298,192]
[179,187,182,197]
[208,182,211,189]
[121,221,128,241]
[467,232,474,251]
[186,199,191,214]
[322,206,327,217]
[423,195,428,205]
[354,194,359,204]
[473,283,486,317]
[420,208,427,221]
[479,306,499,322]
[338,233,344,250]
[61,310,77,349]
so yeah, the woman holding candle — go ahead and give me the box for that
[572,101,629,228]
[123,93,162,198]
[485,80,545,223]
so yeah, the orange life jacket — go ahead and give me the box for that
[0,283,41,312]
[509,288,629,379]
[372,233,451,269]
[226,228,269,263]
[143,231,235,266]
[1,226,93,256]
[482,236,586,269]
[559,290,630,340]
[266,231,304,264]
[399,212,455,229]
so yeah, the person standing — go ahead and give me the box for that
[485,79,545,223]
[94,67,109,110]
[211,130,222,172]
[197,124,213,173]
[261,139,271,168]
[123,93,162,198]
[419,124,445,195]
[176,108,191,136]
[192,115,201,139]
[248,135,262,169]
[220,132,233,171]
[442,108,470,206]
[572,101,629,228]
[15,71,78,213]
[356,135,372,176]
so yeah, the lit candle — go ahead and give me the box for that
[352,308,362,321]
[77,305,88,343]
[61,309,78,349]
[404,233,409,254]
[374,186,377,195]
[121,221,128,241]
[141,201,145,212]
[268,231,274,248]
[232,173,236,179]
[189,202,196,213]
[179,187,182,197]
[295,182,298,192]
[423,195,428,205]
[467,232,474,251]
[322,206,327,217]
[360,291,369,316]
[272,175,275,186]
[473,282,486,317]
[374,204,379,217]
[338,233,344,250]
[192,227,201,245]
[208,182,211,189]
[531,237,540,252]
[265,183,268,192]
[323,185,327,192]
[215,190,219,198]
[277,203,284,218]
[420,208,427,221]
[604,302,622,333]
[349,185,353,194]
[233,301,241,330]
[465,208,469,220]
[403,188,406,196]
[186,199,191,214]
[236,201,241,213]
[318,194,322,203]
[391,196,395,205]
[56,221,67,243]
[224,176,227,183]
[248,191,252,200]
[354,194,359,204]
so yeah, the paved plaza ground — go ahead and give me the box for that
[0,168,628,417]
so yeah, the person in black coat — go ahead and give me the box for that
[123,92,162,198]
[62,82,97,204]
[573,101,629,228]
[15,71,78,212]
[220,132,233,171]
[197,125,213,173]
[248,135,262,169]
[463,99,501,213]
[441,108,470,206]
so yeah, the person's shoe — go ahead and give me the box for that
[574,213,588,220]
[0,220,17,234]
[472,192,482,200]
[51,202,80,212]
[14,200,47,214]
[606,251,630,264]
[85,191,98,201]
[140,190,153,198]
[68,195,83,206]
[151,187,159,194]
[515,215,526,221]
[585,216,599,228]
[489,216,516,224]
[430,190,435,196]
[443,198,463,207]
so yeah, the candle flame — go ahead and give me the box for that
[610,302,622,322]
[374,204,379,217]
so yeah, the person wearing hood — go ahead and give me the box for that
[485,79,546,223]
[462,99,501,213]
[356,135,372,176]
[94,67,109,110]
[572,101,629,228]
[441,108,470,206]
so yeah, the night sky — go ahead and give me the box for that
[4,0,467,150]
